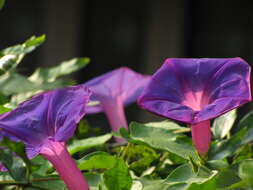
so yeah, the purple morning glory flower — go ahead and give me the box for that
[84,67,150,140]
[138,58,251,155]
[0,86,91,190]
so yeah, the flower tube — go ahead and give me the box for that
[84,67,150,141]
[138,58,251,155]
[0,86,90,190]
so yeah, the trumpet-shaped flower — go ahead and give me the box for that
[84,67,150,137]
[0,86,91,190]
[138,58,251,155]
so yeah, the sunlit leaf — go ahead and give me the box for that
[141,178,165,190]
[0,73,38,95]
[0,35,45,68]
[187,177,217,190]
[209,112,253,160]
[0,172,15,184]
[2,35,45,56]
[0,55,17,75]
[0,105,11,114]
[29,57,90,83]
[68,134,112,155]
[212,109,237,139]
[77,151,117,171]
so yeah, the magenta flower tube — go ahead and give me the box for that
[191,120,211,155]
[101,97,128,132]
[0,86,91,190]
[40,140,89,190]
[138,58,251,155]
[84,67,150,141]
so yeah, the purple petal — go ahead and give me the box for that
[84,67,151,114]
[0,85,91,158]
[0,164,7,172]
[138,58,251,124]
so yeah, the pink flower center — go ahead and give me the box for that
[182,91,209,111]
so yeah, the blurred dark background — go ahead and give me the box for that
[0,0,252,127]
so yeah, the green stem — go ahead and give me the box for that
[120,143,131,161]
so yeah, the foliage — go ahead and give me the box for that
[0,36,252,190]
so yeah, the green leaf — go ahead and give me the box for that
[68,134,112,155]
[2,56,89,106]
[208,114,253,160]
[0,73,66,96]
[104,158,132,190]
[126,121,198,161]
[0,73,37,95]
[78,151,117,171]
[216,166,241,189]
[75,119,90,138]
[206,159,229,170]
[0,0,5,10]
[127,144,159,176]
[131,181,143,190]
[0,35,45,68]
[212,109,236,139]
[165,164,216,189]
[0,92,8,105]
[0,105,11,114]
[0,137,28,164]
[238,159,253,188]
[0,72,66,107]
[187,177,217,190]
[141,163,217,190]
[29,57,90,83]
[164,164,216,184]
[0,137,35,178]
[8,80,65,107]
[237,110,253,131]
[233,144,253,164]
[209,111,253,160]
[0,55,17,75]
[141,178,165,190]
[144,120,184,131]
[0,149,27,182]
[2,35,45,56]
[84,173,106,190]
[0,172,14,184]
[30,156,52,175]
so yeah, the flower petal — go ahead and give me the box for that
[85,67,150,114]
[138,58,251,124]
[0,85,91,158]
